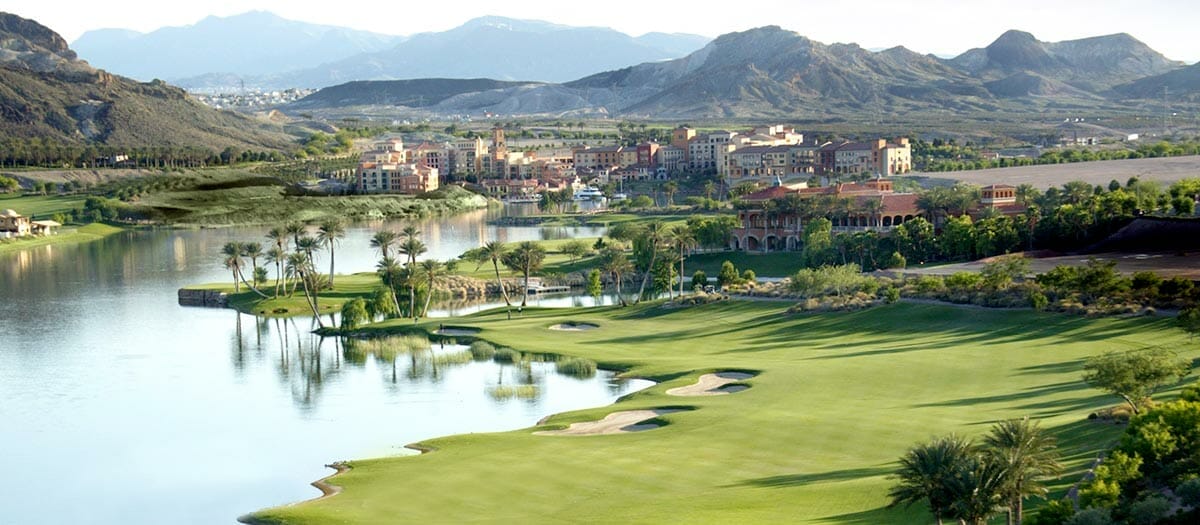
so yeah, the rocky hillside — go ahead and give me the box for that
[0,12,293,149]
[1112,62,1200,102]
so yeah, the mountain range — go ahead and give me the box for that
[0,12,292,149]
[287,26,1199,119]
[72,13,711,89]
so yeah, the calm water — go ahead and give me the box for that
[0,208,649,524]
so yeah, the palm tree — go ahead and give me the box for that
[265,246,286,297]
[286,252,324,328]
[370,230,397,260]
[502,241,546,308]
[400,225,421,244]
[663,180,679,208]
[296,235,319,267]
[398,238,428,318]
[475,241,513,318]
[221,242,244,293]
[317,219,346,288]
[285,221,306,247]
[703,181,716,201]
[375,256,405,315]
[242,242,263,280]
[634,221,664,303]
[599,247,632,307]
[982,418,1062,525]
[418,259,446,319]
[888,435,975,525]
[668,225,696,298]
[265,226,289,253]
[945,456,1007,525]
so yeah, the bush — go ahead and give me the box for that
[1126,495,1171,525]
[1025,499,1077,525]
[492,347,521,364]
[883,251,906,270]
[742,269,757,286]
[1030,290,1050,310]
[884,286,901,304]
[555,357,597,378]
[945,271,984,290]
[1176,477,1200,506]
[1063,508,1113,525]
[691,270,709,291]
[468,341,496,361]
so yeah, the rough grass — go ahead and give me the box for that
[248,301,1198,524]
[0,193,88,217]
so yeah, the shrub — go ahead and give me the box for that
[742,269,757,286]
[945,271,984,290]
[469,341,496,361]
[691,270,709,291]
[884,286,900,304]
[555,357,597,378]
[1176,477,1200,506]
[1030,290,1050,310]
[1025,499,1077,525]
[1063,508,1113,525]
[717,261,740,288]
[915,275,945,294]
[883,251,906,270]
[1126,495,1171,525]
[492,347,521,364]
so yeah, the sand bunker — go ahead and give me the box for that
[666,372,754,396]
[435,328,480,336]
[534,409,682,436]
[548,322,599,331]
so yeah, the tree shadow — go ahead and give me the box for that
[729,465,894,488]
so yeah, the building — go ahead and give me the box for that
[818,139,912,177]
[450,138,487,176]
[356,162,439,194]
[1,209,31,238]
[731,179,922,252]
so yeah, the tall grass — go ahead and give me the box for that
[555,357,598,378]
[469,341,497,361]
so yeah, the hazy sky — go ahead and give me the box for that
[6,0,1199,63]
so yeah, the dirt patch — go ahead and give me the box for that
[904,251,1200,280]
[548,322,599,331]
[534,409,682,436]
[666,372,754,396]
[3,168,157,186]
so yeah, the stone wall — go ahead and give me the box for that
[177,288,228,308]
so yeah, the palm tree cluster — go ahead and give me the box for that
[889,418,1061,525]
[373,224,449,323]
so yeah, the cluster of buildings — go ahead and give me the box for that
[1,209,59,239]
[731,180,1025,252]
[354,124,913,196]
[191,88,315,110]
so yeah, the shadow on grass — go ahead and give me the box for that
[731,465,894,488]
[814,505,927,524]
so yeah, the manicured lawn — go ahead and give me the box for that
[0,223,124,255]
[0,193,87,217]
[248,301,1196,524]
[685,250,804,278]
[187,273,383,317]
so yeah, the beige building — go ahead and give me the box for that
[1,209,31,238]
[357,162,439,194]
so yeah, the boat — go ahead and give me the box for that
[610,193,628,202]
[573,186,605,201]
[502,194,541,204]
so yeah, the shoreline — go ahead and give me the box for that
[0,223,125,255]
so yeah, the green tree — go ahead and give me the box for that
[418,259,446,319]
[503,241,546,308]
[981,255,1030,290]
[474,241,513,319]
[598,247,633,307]
[340,298,369,331]
[663,180,679,207]
[691,270,709,292]
[317,219,346,288]
[375,257,406,316]
[668,225,697,298]
[586,268,603,298]
[717,261,740,289]
[801,217,834,267]
[287,252,324,327]
[221,242,244,293]
[983,418,1063,525]
[634,222,665,303]
[371,230,397,260]
[560,239,590,264]
[369,286,398,320]
[1083,347,1191,414]
[888,435,976,525]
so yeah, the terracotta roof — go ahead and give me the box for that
[982,184,1017,190]
[741,186,796,202]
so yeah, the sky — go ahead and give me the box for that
[5,0,1199,63]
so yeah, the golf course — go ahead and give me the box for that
[246,300,1197,524]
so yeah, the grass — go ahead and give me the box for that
[0,223,124,255]
[248,301,1199,524]
[0,193,88,217]
[685,251,805,278]
[187,272,382,317]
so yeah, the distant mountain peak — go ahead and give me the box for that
[458,16,571,33]
[0,11,74,59]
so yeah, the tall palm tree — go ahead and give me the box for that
[418,259,446,319]
[703,181,715,201]
[317,219,346,288]
[599,247,632,307]
[285,222,306,248]
[400,225,421,243]
[668,225,696,298]
[503,241,545,308]
[634,221,664,303]
[945,456,1007,525]
[375,257,405,315]
[221,242,244,293]
[242,242,263,280]
[663,180,678,208]
[398,238,428,317]
[265,246,286,297]
[266,226,289,253]
[475,241,513,318]
[982,418,1062,525]
[286,252,324,328]
[371,230,397,260]
[296,235,319,267]
[888,435,975,525]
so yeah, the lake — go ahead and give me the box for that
[0,207,650,524]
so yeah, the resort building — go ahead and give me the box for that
[1,209,59,238]
[356,162,439,194]
[818,139,912,177]
[731,179,922,252]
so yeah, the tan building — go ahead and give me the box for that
[1,209,31,238]
[357,162,439,194]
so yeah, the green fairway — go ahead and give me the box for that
[0,193,87,217]
[186,273,382,317]
[248,301,1196,524]
[685,250,804,278]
